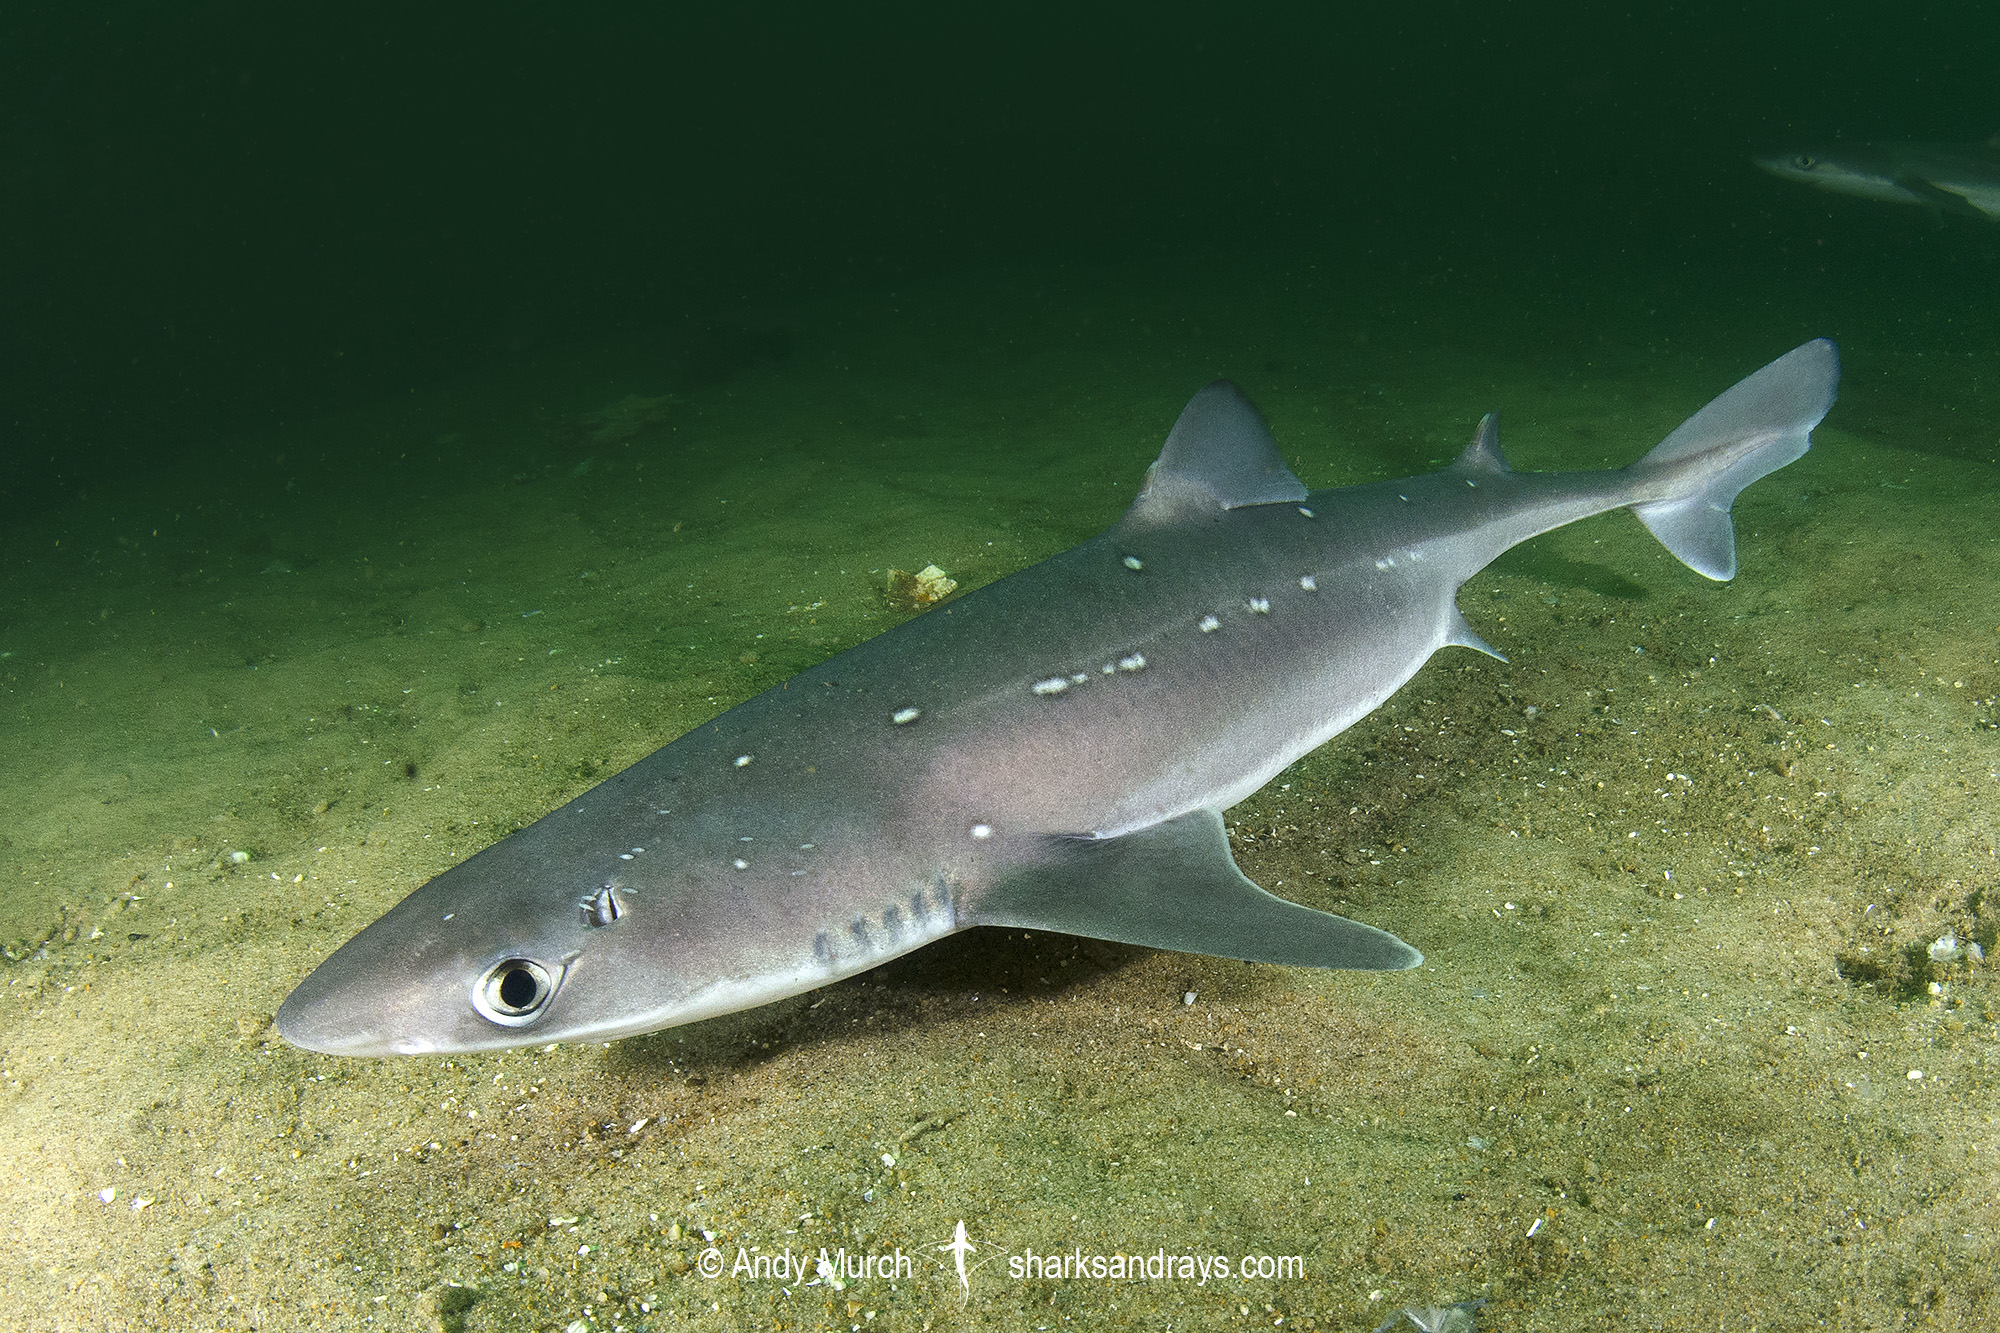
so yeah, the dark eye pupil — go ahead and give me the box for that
[474,957,557,1026]
[498,966,541,1009]
[1795,155,1814,169]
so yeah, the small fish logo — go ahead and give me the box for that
[937,1220,976,1293]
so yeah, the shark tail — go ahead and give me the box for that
[1627,339,1839,580]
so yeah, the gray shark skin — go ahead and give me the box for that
[1755,137,2000,221]
[277,340,1839,1056]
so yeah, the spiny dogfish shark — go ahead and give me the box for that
[277,340,1839,1056]
[1755,136,2000,221]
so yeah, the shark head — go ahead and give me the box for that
[1751,146,1914,205]
[274,819,747,1056]
[274,758,943,1056]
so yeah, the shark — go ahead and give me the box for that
[1755,136,2000,221]
[276,340,1839,1057]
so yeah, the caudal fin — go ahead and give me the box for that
[1629,339,1839,580]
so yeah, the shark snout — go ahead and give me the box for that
[274,962,422,1056]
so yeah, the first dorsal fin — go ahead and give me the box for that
[1451,413,1510,476]
[1122,381,1308,528]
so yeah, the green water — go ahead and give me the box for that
[5,8,2000,1331]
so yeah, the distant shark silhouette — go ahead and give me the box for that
[278,342,1839,1056]
[1756,135,2000,221]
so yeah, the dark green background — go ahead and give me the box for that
[6,2,1997,502]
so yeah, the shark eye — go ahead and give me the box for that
[472,958,558,1026]
[1793,154,1816,170]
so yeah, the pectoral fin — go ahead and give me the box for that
[1893,172,1987,220]
[969,808,1421,971]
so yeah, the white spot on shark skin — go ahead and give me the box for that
[1298,506,1315,518]
[970,823,992,839]
[1032,677,1069,696]
[734,754,753,767]
[1374,558,1391,570]
[1299,575,1317,591]
[1118,653,1146,672]
[1247,598,1271,614]
[632,847,644,853]
[1199,615,1221,633]
[891,707,921,725]
[1071,672,1088,684]
[1101,662,1116,674]
[619,853,633,860]
[1122,555,1143,570]
[733,858,749,870]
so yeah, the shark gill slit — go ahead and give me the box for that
[812,878,958,972]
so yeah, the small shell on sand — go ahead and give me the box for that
[885,564,958,610]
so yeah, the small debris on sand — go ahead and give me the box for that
[885,564,957,610]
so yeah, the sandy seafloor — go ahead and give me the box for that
[3,258,1997,1332]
